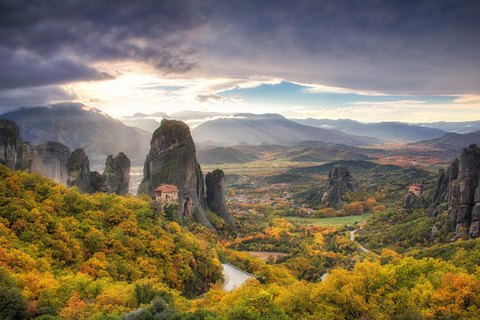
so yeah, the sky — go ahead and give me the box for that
[0,0,479,123]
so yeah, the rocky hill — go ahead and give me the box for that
[410,131,480,150]
[429,144,480,240]
[192,113,381,146]
[138,119,214,229]
[0,103,150,167]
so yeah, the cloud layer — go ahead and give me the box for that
[0,0,479,116]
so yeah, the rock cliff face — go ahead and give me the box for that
[206,169,236,228]
[299,164,359,209]
[67,148,92,193]
[403,192,418,207]
[429,144,480,240]
[101,153,131,196]
[0,119,132,195]
[0,119,21,170]
[138,119,214,229]
[321,165,359,209]
[28,142,71,185]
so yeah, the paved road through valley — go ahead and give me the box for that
[222,263,253,291]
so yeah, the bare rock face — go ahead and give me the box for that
[138,119,214,229]
[101,153,131,196]
[429,144,480,240]
[206,169,236,228]
[0,119,21,170]
[27,142,71,185]
[403,192,418,207]
[67,148,92,193]
[321,165,359,209]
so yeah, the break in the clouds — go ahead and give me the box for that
[0,0,479,121]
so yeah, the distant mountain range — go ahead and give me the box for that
[292,118,447,142]
[415,121,480,134]
[120,110,229,133]
[192,113,381,146]
[0,103,151,168]
[410,130,480,150]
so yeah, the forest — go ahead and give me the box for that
[1,163,480,319]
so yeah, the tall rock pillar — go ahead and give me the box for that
[138,119,214,229]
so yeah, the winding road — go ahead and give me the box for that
[222,263,253,291]
[322,226,369,281]
[350,229,369,252]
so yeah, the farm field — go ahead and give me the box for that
[285,214,369,227]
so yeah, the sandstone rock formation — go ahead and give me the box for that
[206,169,236,228]
[321,165,359,209]
[403,192,418,207]
[1,119,132,195]
[298,164,359,209]
[0,119,21,170]
[67,148,92,193]
[138,119,214,229]
[27,142,71,185]
[101,153,131,196]
[429,144,480,240]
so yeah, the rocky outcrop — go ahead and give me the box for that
[0,119,21,170]
[27,142,71,185]
[296,164,359,209]
[67,148,92,193]
[138,119,214,229]
[101,153,131,196]
[206,169,236,228]
[429,144,480,240]
[0,119,132,195]
[322,165,359,209]
[403,192,418,207]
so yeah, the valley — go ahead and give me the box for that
[2,112,480,319]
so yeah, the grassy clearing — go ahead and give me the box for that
[285,215,368,227]
[244,251,289,262]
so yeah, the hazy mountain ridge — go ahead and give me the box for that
[292,118,448,142]
[410,130,480,150]
[192,113,381,146]
[0,103,151,167]
[416,120,480,133]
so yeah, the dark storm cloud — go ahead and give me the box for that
[206,0,480,95]
[0,86,77,110]
[1,0,479,108]
[0,48,113,89]
[0,0,208,89]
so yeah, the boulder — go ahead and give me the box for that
[206,169,236,228]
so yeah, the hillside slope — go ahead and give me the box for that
[192,114,381,146]
[0,103,151,167]
[409,130,480,150]
[292,118,447,142]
